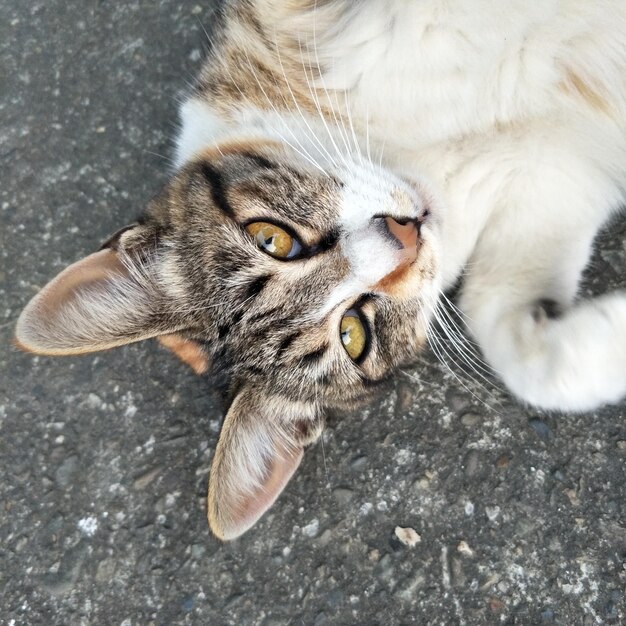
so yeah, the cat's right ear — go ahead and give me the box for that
[14,226,179,356]
[207,386,323,541]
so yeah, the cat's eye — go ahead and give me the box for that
[246,221,302,259]
[340,309,367,361]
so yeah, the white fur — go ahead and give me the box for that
[177,0,626,411]
[175,99,229,168]
[321,163,427,315]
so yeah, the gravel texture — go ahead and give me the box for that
[1,2,625,625]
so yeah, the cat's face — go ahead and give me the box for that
[15,140,441,539]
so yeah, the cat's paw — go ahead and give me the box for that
[489,291,626,412]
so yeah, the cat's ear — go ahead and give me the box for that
[208,386,322,541]
[15,229,178,356]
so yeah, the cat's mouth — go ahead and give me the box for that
[373,255,417,292]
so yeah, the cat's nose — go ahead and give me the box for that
[371,216,420,295]
[380,216,419,258]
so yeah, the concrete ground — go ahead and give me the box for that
[1,2,624,625]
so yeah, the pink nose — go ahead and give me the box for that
[385,217,419,261]
[373,217,421,295]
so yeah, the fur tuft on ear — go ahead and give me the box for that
[15,246,178,356]
[207,387,322,541]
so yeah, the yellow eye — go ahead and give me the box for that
[340,310,367,361]
[245,222,302,259]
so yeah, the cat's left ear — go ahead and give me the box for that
[208,385,322,541]
[14,224,181,355]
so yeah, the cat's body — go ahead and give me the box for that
[15,0,626,539]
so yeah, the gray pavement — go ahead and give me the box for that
[1,2,625,625]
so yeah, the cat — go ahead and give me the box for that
[14,0,626,540]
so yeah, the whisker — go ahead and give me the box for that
[364,101,373,166]
[430,316,494,392]
[296,36,348,169]
[433,305,496,382]
[319,417,329,482]
[144,150,176,166]
[439,290,478,328]
[378,134,388,168]
[436,294,502,378]
[270,28,337,172]
[343,88,365,167]
[328,56,357,162]
[198,19,329,175]
[400,368,444,389]
[310,3,356,167]
[420,310,500,413]
[237,38,328,174]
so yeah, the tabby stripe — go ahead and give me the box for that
[241,152,276,170]
[245,275,270,300]
[199,162,234,217]
[302,344,329,366]
[318,228,340,251]
[360,374,391,389]
[277,331,300,359]
[246,307,280,325]
[217,309,244,340]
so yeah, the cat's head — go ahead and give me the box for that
[15,139,441,539]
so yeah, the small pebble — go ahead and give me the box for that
[604,598,618,621]
[332,487,354,505]
[551,469,568,484]
[451,557,466,586]
[55,456,78,488]
[302,519,320,538]
[77,515,98,537]
[376,554,394,581]
[565,488,580,506]
[529,418,554,442]
[464,450,480,477]
[485,506,500,522]
[351,456,367,470]
[359,502,373,516]
[460,412,481,427]
[457,541,474,557]
[495,454,510,469]
[394,526,421,547]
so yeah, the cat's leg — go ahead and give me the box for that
[458,171,626,412]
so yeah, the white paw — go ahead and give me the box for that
[485,292,626,412]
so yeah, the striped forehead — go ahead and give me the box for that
[225,153,342,230]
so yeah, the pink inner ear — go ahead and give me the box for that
[15,248,176,356]
[38,248,127,310]
[209,444,304,541]
[15,249,128,355]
